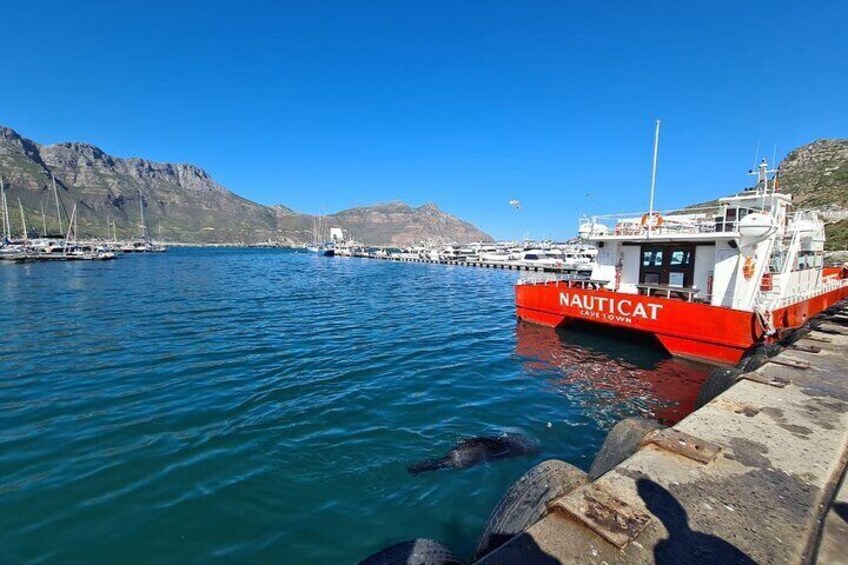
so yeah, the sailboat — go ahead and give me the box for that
[306,214,325,253]
[121,189,166,253]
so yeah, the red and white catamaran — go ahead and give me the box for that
[516,156,848,365]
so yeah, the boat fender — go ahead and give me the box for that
[779,326,811,346]
[695,368,743,409]
[474,460,588,561]
[641,212,663,228]
[743,256,756,280]
[737,343,783,372]
[358,539,464,565]
[588,417,664,480]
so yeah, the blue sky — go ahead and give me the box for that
[2,1,846,239]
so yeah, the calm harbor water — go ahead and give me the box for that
[0,248,710,563]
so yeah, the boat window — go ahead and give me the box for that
[525,254,539,260]
[669,249,692,266]
[642,250,663,267]
[795,250,816,271]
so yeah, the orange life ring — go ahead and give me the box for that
[743,257,756,280]
[641,212,663,228]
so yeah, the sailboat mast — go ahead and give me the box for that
[41,201,47,236]
[52,174,64,235]
[64,204,77,252]
[18,198,28,241]
[138,189,147,241]
[0,178,8,241]
[4,183,11,241]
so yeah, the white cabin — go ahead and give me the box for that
[578,159,837,314]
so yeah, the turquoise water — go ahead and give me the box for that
[0,248,709,563]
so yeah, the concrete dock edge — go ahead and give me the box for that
[476,304,848,565]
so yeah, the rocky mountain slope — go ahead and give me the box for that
[686,139,848,250]
[0,126,492,246]
[776,139,848,250]
[778,140,848,208]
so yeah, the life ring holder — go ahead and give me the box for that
[743,257,756,280]
[641,212,663,229]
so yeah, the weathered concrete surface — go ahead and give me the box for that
[477,311,848,565]
[816,469,848,564]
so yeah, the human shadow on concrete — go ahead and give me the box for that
[474,531,562,564]
[637,478,756,565]
[834,501,848,523]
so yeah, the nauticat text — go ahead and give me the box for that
[559,292,663,324]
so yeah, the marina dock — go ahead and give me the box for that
[339,251,593,275]
[476,303,848,564]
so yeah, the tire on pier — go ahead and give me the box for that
[474,459,587,561]
[694,368,743,409]
[588,417,664,481]
[779,325,811,347]
[737,343,783,373]
[358,539,464,565]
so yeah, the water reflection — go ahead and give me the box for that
[515,321,711,426]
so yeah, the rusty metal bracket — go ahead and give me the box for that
[741,372,790,388]
[805,335,833,343]
[640,428,721,464]
[817,324,848,335]
[550,484,651,549]
[768,355,811,370]
[788,343,822,354]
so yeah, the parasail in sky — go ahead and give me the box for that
[508,199,521,210]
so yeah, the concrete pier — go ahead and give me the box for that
[344,252,592,276]
[478,306,848,564]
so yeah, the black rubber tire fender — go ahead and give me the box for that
[780,326,811,346]
[588,417,664,481]
[358,539,464,565]
[694,368,743,409]
[737,349,768,372]
[474,459,587,560]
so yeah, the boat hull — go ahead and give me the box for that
[516,280,848,365]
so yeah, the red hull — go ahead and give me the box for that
[516,281,848,365]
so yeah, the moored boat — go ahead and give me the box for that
[516,158,848,365]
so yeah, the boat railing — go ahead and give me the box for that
[579,205,765,238]
[517,273,603,287]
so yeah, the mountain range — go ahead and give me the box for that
[1,125,846,249]
[0,126,492,246]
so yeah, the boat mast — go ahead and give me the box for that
[18,198,28,242]
[648,119,661,239]
[52,174,64,236]
[41,201,47,236]
[64,204,77,252]
[138,189,148,241]
[0,178,8,241]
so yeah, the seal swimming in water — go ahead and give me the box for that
[408,433,539,475]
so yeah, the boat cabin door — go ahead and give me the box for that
[639,244,695,287]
